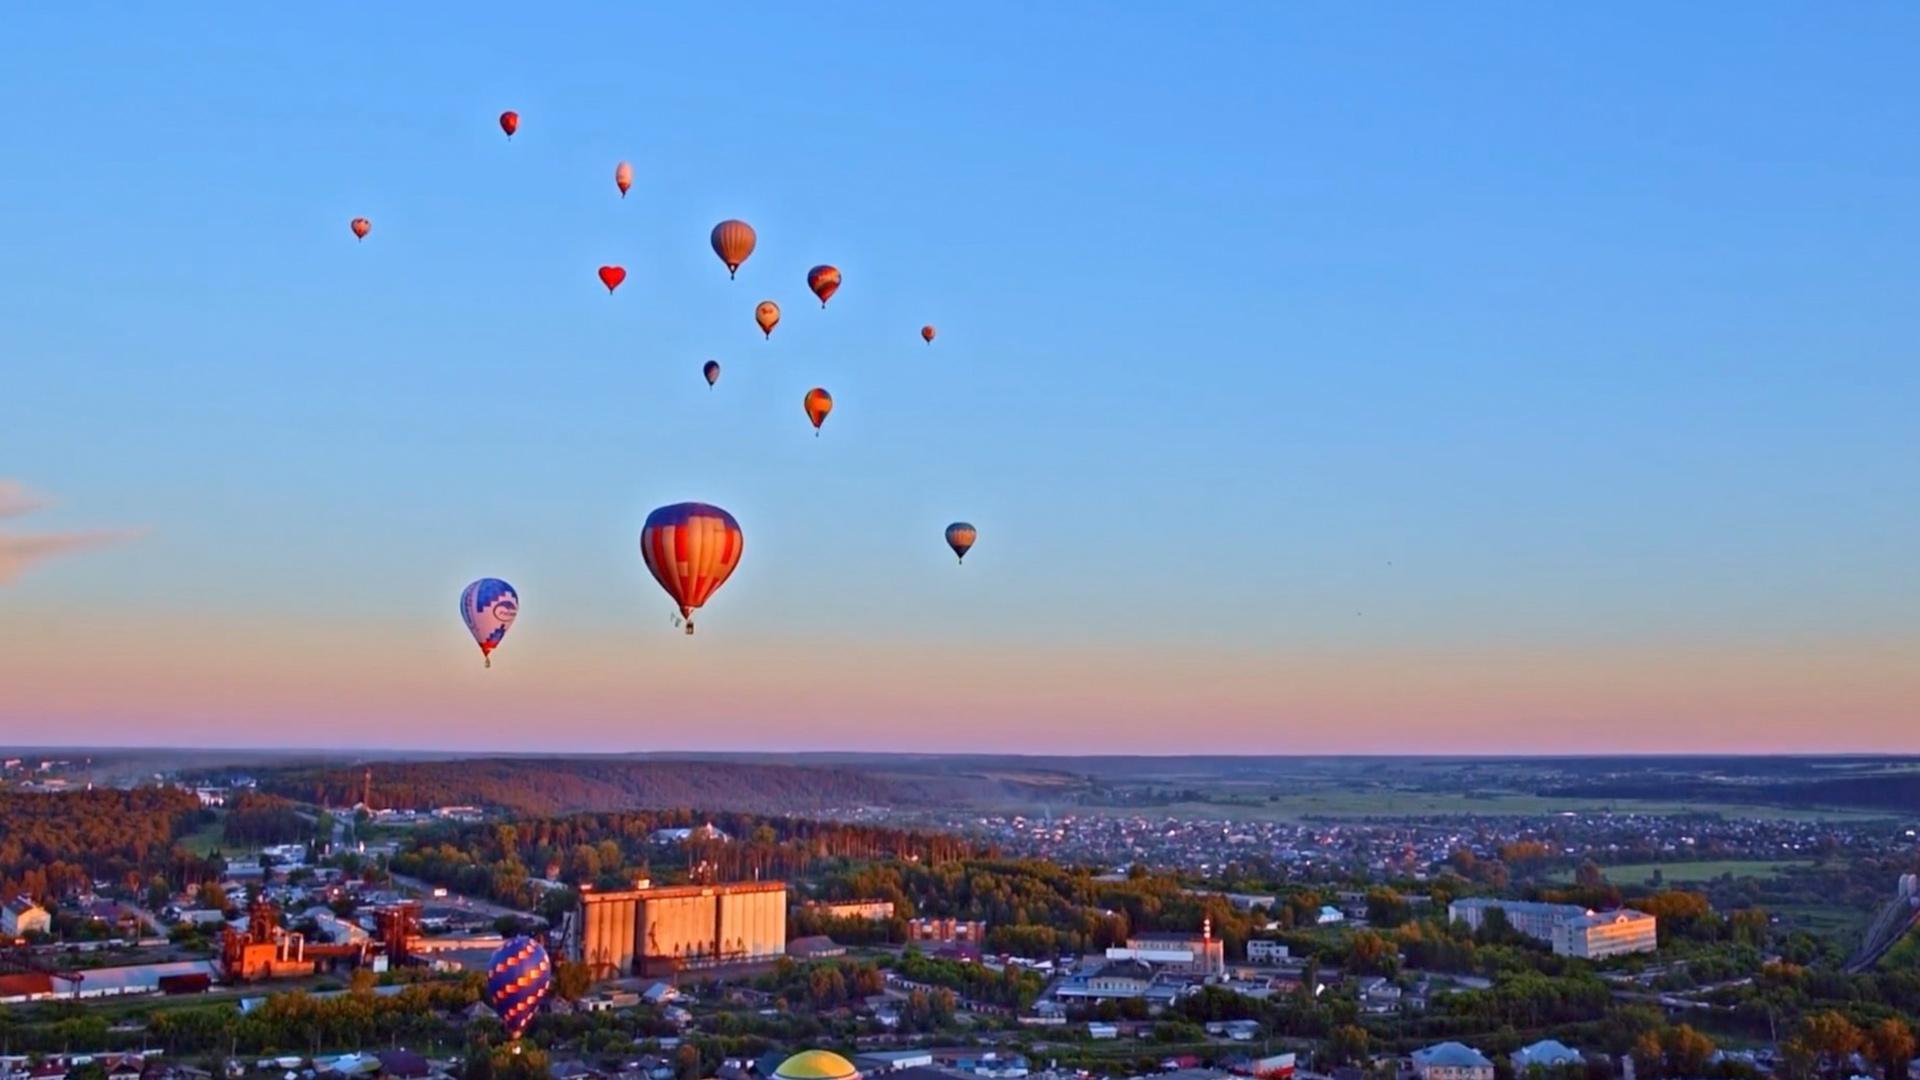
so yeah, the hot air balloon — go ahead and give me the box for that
[806,265,841,308]
[921,325,937,344]
[498,111,519,139]
[804,388,833,435]
[772,1051,859,1080]
[483,936,552,1041]
[598,265,626,294]
[703,360,721,388]
[755,300,780,338]
[945,523,977,564]
[640,503,744,635]
[460,579,520,668]
[710,219,756,278]
[614,161,633,198]
[349,218,371,241]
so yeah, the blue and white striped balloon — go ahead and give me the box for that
[460,578,519,668]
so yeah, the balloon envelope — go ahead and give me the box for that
[921,325,937,344]
[640,503,744,635]
[710,219,756,278]
[703,360,721,386]
[804,388,833,431]
[945,523,977,563]
[498,111,519,138]
[460,578,519,667]
[349,218,370,241]
[615,161,633,197]
[755,301,780,338]
[807,265,841,308]
[598,265,626,293]
[484,936,551,1040]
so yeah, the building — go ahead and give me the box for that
[854,1051,934,1073]
[1511,1041,1583,1070]
[1551,909,1657,959]
[1107,921,1226,977]
[806,899,896,921]
[1449,898,1656,958]
[1056,958,1155,1000]
[1411,1043,1494,1080]
[906,916,986,957]
[577,881,787,979]
[648,824,729,845]
[2,897,51,937]
[1246,939,1290,964]
[1315,905,1345,926]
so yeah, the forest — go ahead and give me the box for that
[252,758,913,817]
[0,786,219,902]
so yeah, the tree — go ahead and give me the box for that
[1328,1024,1370,1066]
[1575,860,1606,889]
[1662,1025,1716,1077]
[551,960,592,1003]
[1799,1011,1865,1079]
[1867,1018,1915,1080]
[1630,1032,1664,1080]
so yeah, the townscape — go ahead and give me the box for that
[3,753,1918,1080]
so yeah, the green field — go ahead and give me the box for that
[178,812,228,856]
[1549,859,1815,885]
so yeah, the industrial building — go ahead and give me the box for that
[1447,898,1656,958]
[578,881,787,979]
[1104,920,1227,977]
[906,917,987,958]
[805,898,896,920]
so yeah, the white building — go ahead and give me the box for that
[2,898,51,937]
[1411,1043,1494,1080]
[1247,939,1290,963]
[1449,898,1657,958]
[1511,1040,1583,1070]
[1551,909,1658,959]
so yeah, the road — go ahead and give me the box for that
[387,872,544,925]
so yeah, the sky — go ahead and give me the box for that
[3,5,1916,754]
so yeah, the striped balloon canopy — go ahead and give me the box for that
[640,502,744,635]
[460,578,519,668]
[483,936,552,1040]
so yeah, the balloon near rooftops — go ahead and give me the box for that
[498,111,519,139]
[807,265,841,308]
[703,360,721,388]
[349,218,370,241]
[804,388,833,435]
[460,578,519,669]
[598,265,626,294]
[921,325,937,344]
[755,300,781,338]
[483,936,551,1040]
[710,219,756,278]
[772,1051,859,1080]
[614,161,633,198]
[945,523,977,564]
[640,503,744,636]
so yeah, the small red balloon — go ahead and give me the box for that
[349,218,371,241]
[921,325,937,344]
[598,265,626,293]
[499,111,519,139]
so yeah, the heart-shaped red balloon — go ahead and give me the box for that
[598,265,626,294]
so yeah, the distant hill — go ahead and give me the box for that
[259,758,912,816]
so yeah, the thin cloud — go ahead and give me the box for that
[0,479,144,583]
[0,480,49,520]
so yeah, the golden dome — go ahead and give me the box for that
[774,1051,859,1080]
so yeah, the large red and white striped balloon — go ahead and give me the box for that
[639,503,743,635]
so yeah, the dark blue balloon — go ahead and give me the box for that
[483,936,553,1040]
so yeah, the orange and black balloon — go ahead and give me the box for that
[350,218,371,241]
[703,360,721,388]
[921,325,936,344]
[499,111,519,139]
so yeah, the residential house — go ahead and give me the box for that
[1511,1042,1582,1071]
[1411,1043,1494,1080]
[2,898,51,937]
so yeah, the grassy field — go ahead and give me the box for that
[1070,790,1886,823]
[1549,859,1816,885]
[178,812,229,856]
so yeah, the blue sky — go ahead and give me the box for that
[3,5,1916,750]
